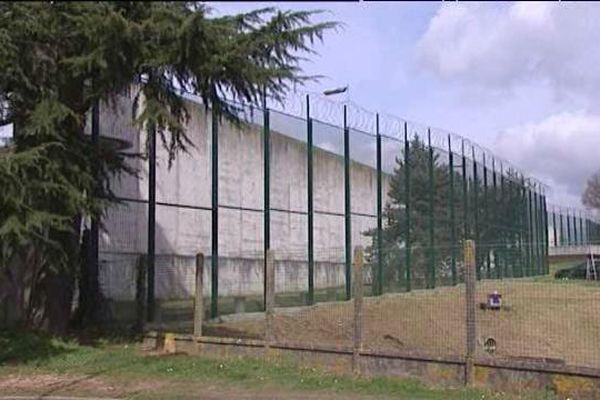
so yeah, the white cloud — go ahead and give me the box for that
[417,3,600,207]
[417,3,600,104]
[495,111,600,206]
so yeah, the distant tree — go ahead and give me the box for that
[583,171,600,212]
[0,2,335,333]
[365,138,533,290]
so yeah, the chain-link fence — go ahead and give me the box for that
[93,91,600,372]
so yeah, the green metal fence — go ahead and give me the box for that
[95,90,600,326]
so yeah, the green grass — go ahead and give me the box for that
[0,330,554,400]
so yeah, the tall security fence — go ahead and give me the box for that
[547,205,600,247]
[87,91,600,372]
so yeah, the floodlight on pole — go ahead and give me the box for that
[323,85,349,96]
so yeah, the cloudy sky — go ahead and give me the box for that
[213,1,600,208]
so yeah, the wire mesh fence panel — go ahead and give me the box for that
[152,204,211,333]
[99,200,148,327]
[349,128,378,296]
[269,109,310,308]
[87,90,600,376]
[378,135,406,294]
[271,247,353,349]
[474,271,600,369]
[361,242,466,358]
[271,212,309,308]
[312,119,348,302]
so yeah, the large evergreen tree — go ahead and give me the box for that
[0,2,335,333]
[366,137,460,290]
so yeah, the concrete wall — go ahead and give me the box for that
[98,95,389,300]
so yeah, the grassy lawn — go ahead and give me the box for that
[0,330,554,400]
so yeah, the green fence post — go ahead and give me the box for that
[306,95,314,305]
[492,159,500,279]
[527,185,535,276]
[404,123,411,292]
[534,189,541,275]
[210,109,219,318]
[90,100,100,316]
[499,165,506,277]
[482,153,490,279]
[507,174,514,277]
[559,208,564,247]
[518,177,525,277]
[448,134,457,286]
[543,194,549,274]
[579,211,584,246]
[376,114,384,295]
[532,189,538,275]
[552,206,558,247]
[567,209,572,246]
[471,147,480,280]
[539,190,545,274]
[147,121,156,322]
[344,105,352,300]
[573,211,577,246]
[263,101,271,310]
[462,140,469,237]
[427,129,435,289]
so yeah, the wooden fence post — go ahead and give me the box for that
[265,250,275,349]
[464,240,477,385]
[194,253,204,336]
[352,246,364,375]
[135,254,147,333]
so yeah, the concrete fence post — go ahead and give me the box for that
[464,240,477,385]
[135,254,147,333]
[194,253,204,337]
[352,246,364,375]
[265,249,275,349]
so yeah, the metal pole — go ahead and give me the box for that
[404,123,411,292]
[448,135,457,286]
[527,185,535,276]
[509,176,516,277]
[514,177,521,276]
[265,249,275,348]
[376,114,383,295]
[579,211,584,246]
[210,109,219,318]
[194,253,204,336]
[306,95,315,305]
[482,153,489,279]
[534,190,541,275]
[472,147,480,280]
[147,122,156,322]
[567,209,572,246]
[492,159,499,279]
[90,99,100,315]
[427,129,435,289]
[263,102,271,310]
[559,208,565,247]
[543,195,549,274]
[552,206,558,247]
[573,207,578,246]
[462,140,469,247]
[499,165,506,277]
[344,105,352,300]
